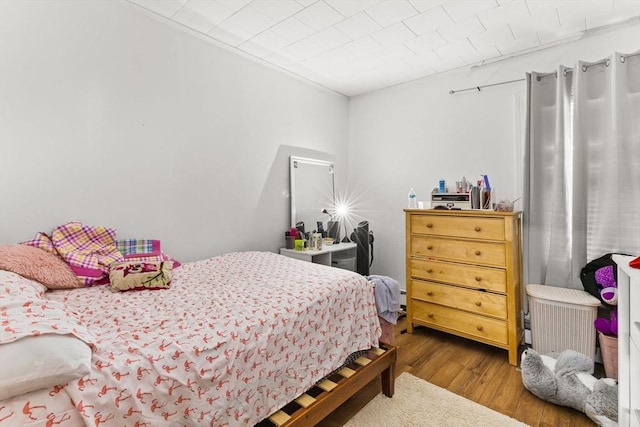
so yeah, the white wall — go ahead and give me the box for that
[0,0,348,262]
[347,23,640,298]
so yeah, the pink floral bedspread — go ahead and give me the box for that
[1,251,381,426]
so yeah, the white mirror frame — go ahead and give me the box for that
[290,156,335,230]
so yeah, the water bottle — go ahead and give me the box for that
[408,188,418,208]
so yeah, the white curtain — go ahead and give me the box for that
[524,51,640,290]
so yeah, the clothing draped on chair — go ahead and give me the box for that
[523,50,640,290]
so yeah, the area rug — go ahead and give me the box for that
[344,372,530,427]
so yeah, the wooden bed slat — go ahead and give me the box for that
[370,347,385,356]
[338,366,356,378]
[295,394,316,408]
[268,411,291,426]
[318,379,338,392]
[354,356,371,366]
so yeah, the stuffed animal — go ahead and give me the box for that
[594,265,618,336]
[521,348,618,426]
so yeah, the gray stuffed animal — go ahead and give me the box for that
[520,348,618,426]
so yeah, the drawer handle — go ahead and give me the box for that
[426,223,433,228]
[428,313,434,319]
[475,301,482,307]
[426,269,433,273]
[474,250,481,256]
[474,226,481,232]
[427,245,433,250]
[476,325,483,331]
[475,276,482,282]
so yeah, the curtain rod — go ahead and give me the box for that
[448,78,524,95]
[449,52,639,94]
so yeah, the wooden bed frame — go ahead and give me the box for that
[258,342,397,426]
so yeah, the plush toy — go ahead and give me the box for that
[521,348,618,426]
[594,265,618,336]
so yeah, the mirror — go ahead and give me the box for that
[290,156,335,233]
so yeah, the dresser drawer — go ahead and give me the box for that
[410,235,506,267]
[411,280,507,319]
[411,215,505,241]
[412,301,508,345]
[410,258,506,293]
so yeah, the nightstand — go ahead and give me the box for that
[280,242,357,271]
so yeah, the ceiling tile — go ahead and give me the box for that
[295,0,317,7]
[325,0,381,18]
[269,16,316,44]
[334,11,382,39]
[404,6,453,35]
[403,50,441,68]
[346,53,387,69]
[366,0,419,28]
[129,0,187,18]
[294,1,345,31]
[215,6,275,40]
[243,28,291,52]
[171,6,217,33]
[614,1,640,16]
[459,44,501,64]
[437,15,485,42]
[308,26,353,50]
[497,33,540,54]
[404,31,447,54]
[342,35,385,56]
[435,38,477,60]
[524,0,560,16]
[374,43,416,61]
[370,22,416,48]
[250,0,303,21]
[508,9,560,39]
[468,24,513,51]
[302,47,355,71]
[182,0,234,25]
[477,0,529,30]
[278,38,326,62]
[442,0,498,21]
[408,1,447,13]
[217,0,252,14]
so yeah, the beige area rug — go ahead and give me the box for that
[344,372,530,427]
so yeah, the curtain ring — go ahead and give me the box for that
[562,69,568,77]
[620,55,626,63]
[582,64,588,72]
[605,58,610,67]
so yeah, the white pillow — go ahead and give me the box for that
[0,334,92,400]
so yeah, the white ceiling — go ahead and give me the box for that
[128,0,640,97]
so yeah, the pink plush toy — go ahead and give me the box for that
[593,265,618,336]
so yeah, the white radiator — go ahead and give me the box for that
[526,284,601,363]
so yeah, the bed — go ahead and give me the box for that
[0,249,396,426]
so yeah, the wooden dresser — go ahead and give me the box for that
[405,209,523,366]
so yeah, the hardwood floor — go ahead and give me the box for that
[317,317,598,427]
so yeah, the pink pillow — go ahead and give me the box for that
[0,245,81,289]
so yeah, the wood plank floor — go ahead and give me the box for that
[317,316,598,427]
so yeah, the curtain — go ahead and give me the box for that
[524,51,640,290]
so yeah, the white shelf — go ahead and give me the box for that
[280,242,357,269]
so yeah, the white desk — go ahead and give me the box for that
[280,242,357,270]
[614,254,640,427]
